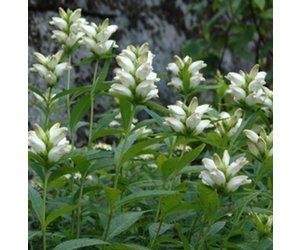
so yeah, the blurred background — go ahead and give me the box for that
[28,0,272,141]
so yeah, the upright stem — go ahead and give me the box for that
[88,60,99,148]
[41,175,48,250]
[66,56,75,149]
[44,87,53,130]
[76,178,85,238]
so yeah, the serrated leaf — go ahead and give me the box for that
[107,211,144,240]
[53,238,109,250]
[45,205,79,227]
[28,185,43,224]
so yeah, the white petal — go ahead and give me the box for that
[49,123,68,145]
[227,85,246,101]
[109,83,132,97]
[199,170,215,187]
[167,77,183,90]
[121,49,137,61]
[202,158,218,171]
[222,150,230,166]
[190,73,205,88]
[114,70,135,88]
[210,169,226,185]
[116,55,135,72]
[244,129,259,143]
[164,117,185,132]
[226,72,245,86]
[193,120,212,135]
[227,157,248,176]
[195,104,211,116]
[50,17,68,30]
[166,62,180,75]
[28,131,46,153]
[69,9,82,22]
[136,63,153,80]
[167,105,186,117]
[48,145,71,162]
[54,62,69,77]
[227,176,251,192]
[188,60,206,74]
[81,24,97,37]
[186,113,202,130]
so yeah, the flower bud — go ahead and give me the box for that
[227,176,251,192]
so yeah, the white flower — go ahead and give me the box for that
[164,97,212,136]
[227,176,252,192]
[164,117,185,132]
[48,145,71,162]
[28,131,46,154]
[226,65,272,114]
[28,123,71,163]
[50,8,87,49]
[244,128,273,158]
[215,108,243,137]
[116,55,135,72]
[109,83,133,98]
[109,43,159,102]
[167,55,206,93]
[199,150,251,192]
[81,18,118,57]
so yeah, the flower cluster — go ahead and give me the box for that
[244,128,273,158]
[109,43,159,102]
[214,108,243,138]
[80,18,118,57]
[30,50,70,86]
[164,97,212,136]
[28,123,71,163]
[166,55,206,94]
[50,7,87,50]
[226,64,273,112]
[199,150,251,192]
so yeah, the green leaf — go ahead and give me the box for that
[254,0,265,10]
[53,239,109,250]
[52,86,91,101]
[120,137,166,165]
[107,211,144,240]
[48,166,78,183]
[207,221,226,237]
[28,185,43,224]
[70,95,91,134]
[92,110,119,139]
[93,57,113,93]
[149,222,173,239]
[197,183,220,220]
[107,243,150,250]
[28,85,47,102]
[119,98,134,131]
[104,186,121,205]
[45,205,79,227]
[28,231,41,241]
[29,159,45,181]
[72,156,90,175]
[92,128,123,141]
[160,144,205,179]
[144,101,169,114]
[116,190,179,207]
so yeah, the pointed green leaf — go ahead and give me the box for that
[53,239,109,250]
[70,94,91,133]
[28,185,43,224]
[45,205,79,227]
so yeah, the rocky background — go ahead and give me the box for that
[29,0,271,143]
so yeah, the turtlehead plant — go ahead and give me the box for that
[80,18,118,57]
[50,7,87,50]
[214,108,243,138]
[166,55,206,95]
[30,50,70,86]
[109,43,159,103]
[164,97,213,136]
[226,64,273,112]
[244,128,273,158]
[28,123,71,163]
[199,150,251,192]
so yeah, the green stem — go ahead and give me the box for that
[76,178,85,238]
[103,205,113,241]
[44,87,53,130]
[41,175,48,250]
[66,56,75,149]
[88,60,99,148]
